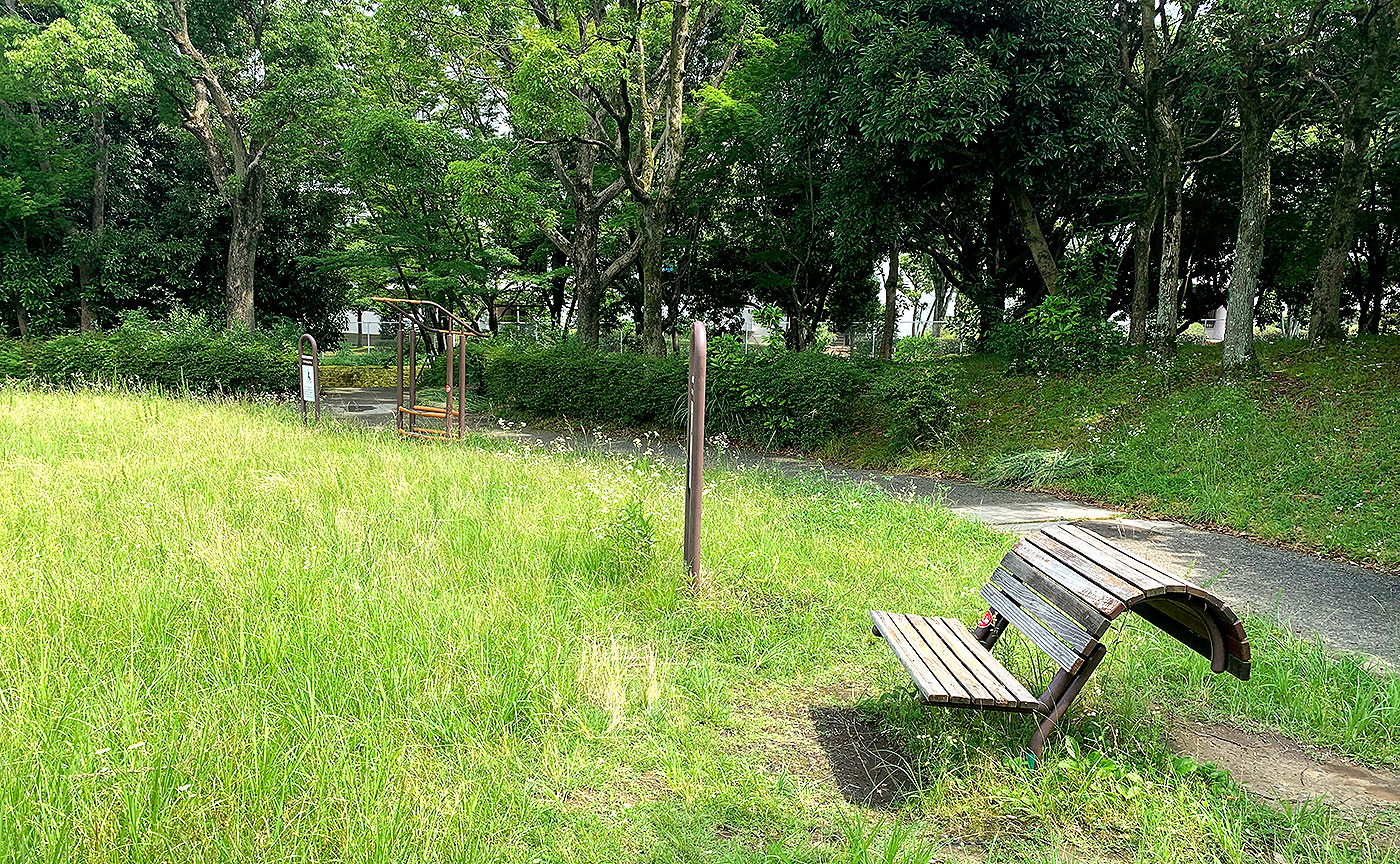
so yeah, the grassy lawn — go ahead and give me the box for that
[826,336,1400,569]
[0,388,1397,862]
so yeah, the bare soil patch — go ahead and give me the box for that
[1170,722,1400,811]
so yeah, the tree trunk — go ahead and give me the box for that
[1007,178,1060,296]
[640,216,667,356]
[880,236,900,359]
[14,301,28,338]
[571,208,605,347]
[225,168,265,331]
[1155,120,1184,353]
[1129,208,1155,346]
[1224,78,1272,373]
[1309,2,1397,342]
[77,108,109,332]
[930,266,950,338]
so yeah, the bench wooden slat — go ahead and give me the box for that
[981,582,1086,672]
[1034,531,1173,599]
[989,568,1095,655]
[870,611,948,703]
[1053,525,1252,667]
[887,612,978,705]
[870,612,1042,711]
[1049,525,1186,594]
[905,615,1000,706]
[923,616,1039,707]
[999,554,1114,637]
[1008,544,1127,616]
[1021,534,1144,603]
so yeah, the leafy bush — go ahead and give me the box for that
[987,249,1126,374]
[482,344,685,426]
[706,347,878,447]
[868,364,957,450]
[481,343,958,451]
[988,293,1125,375]
[892,333,948,362]
[0,310,295,393]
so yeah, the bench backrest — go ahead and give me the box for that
[984,525,1251,680]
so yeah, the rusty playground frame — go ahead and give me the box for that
[373,297,490,440]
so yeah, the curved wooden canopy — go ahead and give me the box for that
[1008,525,1250,680]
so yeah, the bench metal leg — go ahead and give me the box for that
[1028,644,1107,767]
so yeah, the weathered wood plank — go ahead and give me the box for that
[1021,534,1146,603]
[870,611,946,703]
[1002,548,1120,616]
[1036,530,1175,598]
[989,568,1095,655]
[888,612,975,704]
[924,617,1040,709]
[905,615,999,706]
[998,556,1114,636]
[981,583,1084,672]
[1050,525,1187,594]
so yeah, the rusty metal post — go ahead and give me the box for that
[408,321,418,436]
[458,331,467,438]
[298,334,319,424]
[444,327,454,439]
[684,321,707,578]
[395,316,404,434]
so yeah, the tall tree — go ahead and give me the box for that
[1308,0,1399,341]
[1217,0,1324,371]
[149,0,342,330]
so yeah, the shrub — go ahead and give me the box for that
[0,311,296,393]
[483,344,685,426]
[705,347,878,448]
[892,332,947,362]
[479,343,958,451]
[868,364,957,450]
[988,293,1125,375]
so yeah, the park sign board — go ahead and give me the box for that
[299,334,320,423]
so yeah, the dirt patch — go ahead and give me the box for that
[736,683,925,809]
[1170,722,1400,811]
[808,706,924,808]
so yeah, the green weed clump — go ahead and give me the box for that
[0,390,1395,862]
[982,448,1101,488]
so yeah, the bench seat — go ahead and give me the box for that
[870,611,1042,712]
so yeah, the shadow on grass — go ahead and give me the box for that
[807,705,925,809]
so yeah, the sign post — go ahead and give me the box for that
[299,333,320,424]
[684,321,707,579]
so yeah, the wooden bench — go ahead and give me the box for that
[870,524,1250,765]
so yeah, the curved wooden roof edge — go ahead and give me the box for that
[1011,525,1251,682]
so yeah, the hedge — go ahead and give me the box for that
[0,313,295,393]
[481,344,956,450]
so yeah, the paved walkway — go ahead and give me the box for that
[323,387,1400,666]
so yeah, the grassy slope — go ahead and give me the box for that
[0,389,1397,862]
[826,337,1400,568]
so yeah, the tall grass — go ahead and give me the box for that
[0,388,1395,862]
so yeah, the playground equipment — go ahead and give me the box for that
[373,297,489,440]
[684,321,707,578]
[298,334,320,424]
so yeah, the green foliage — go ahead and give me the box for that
[482,344,959,451]
[982,448,1100,488]
[891,332,945,361]
[988,257,1127,374]
[868,363,957,450]
[482,344,686,426]
[0,310,294,392]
